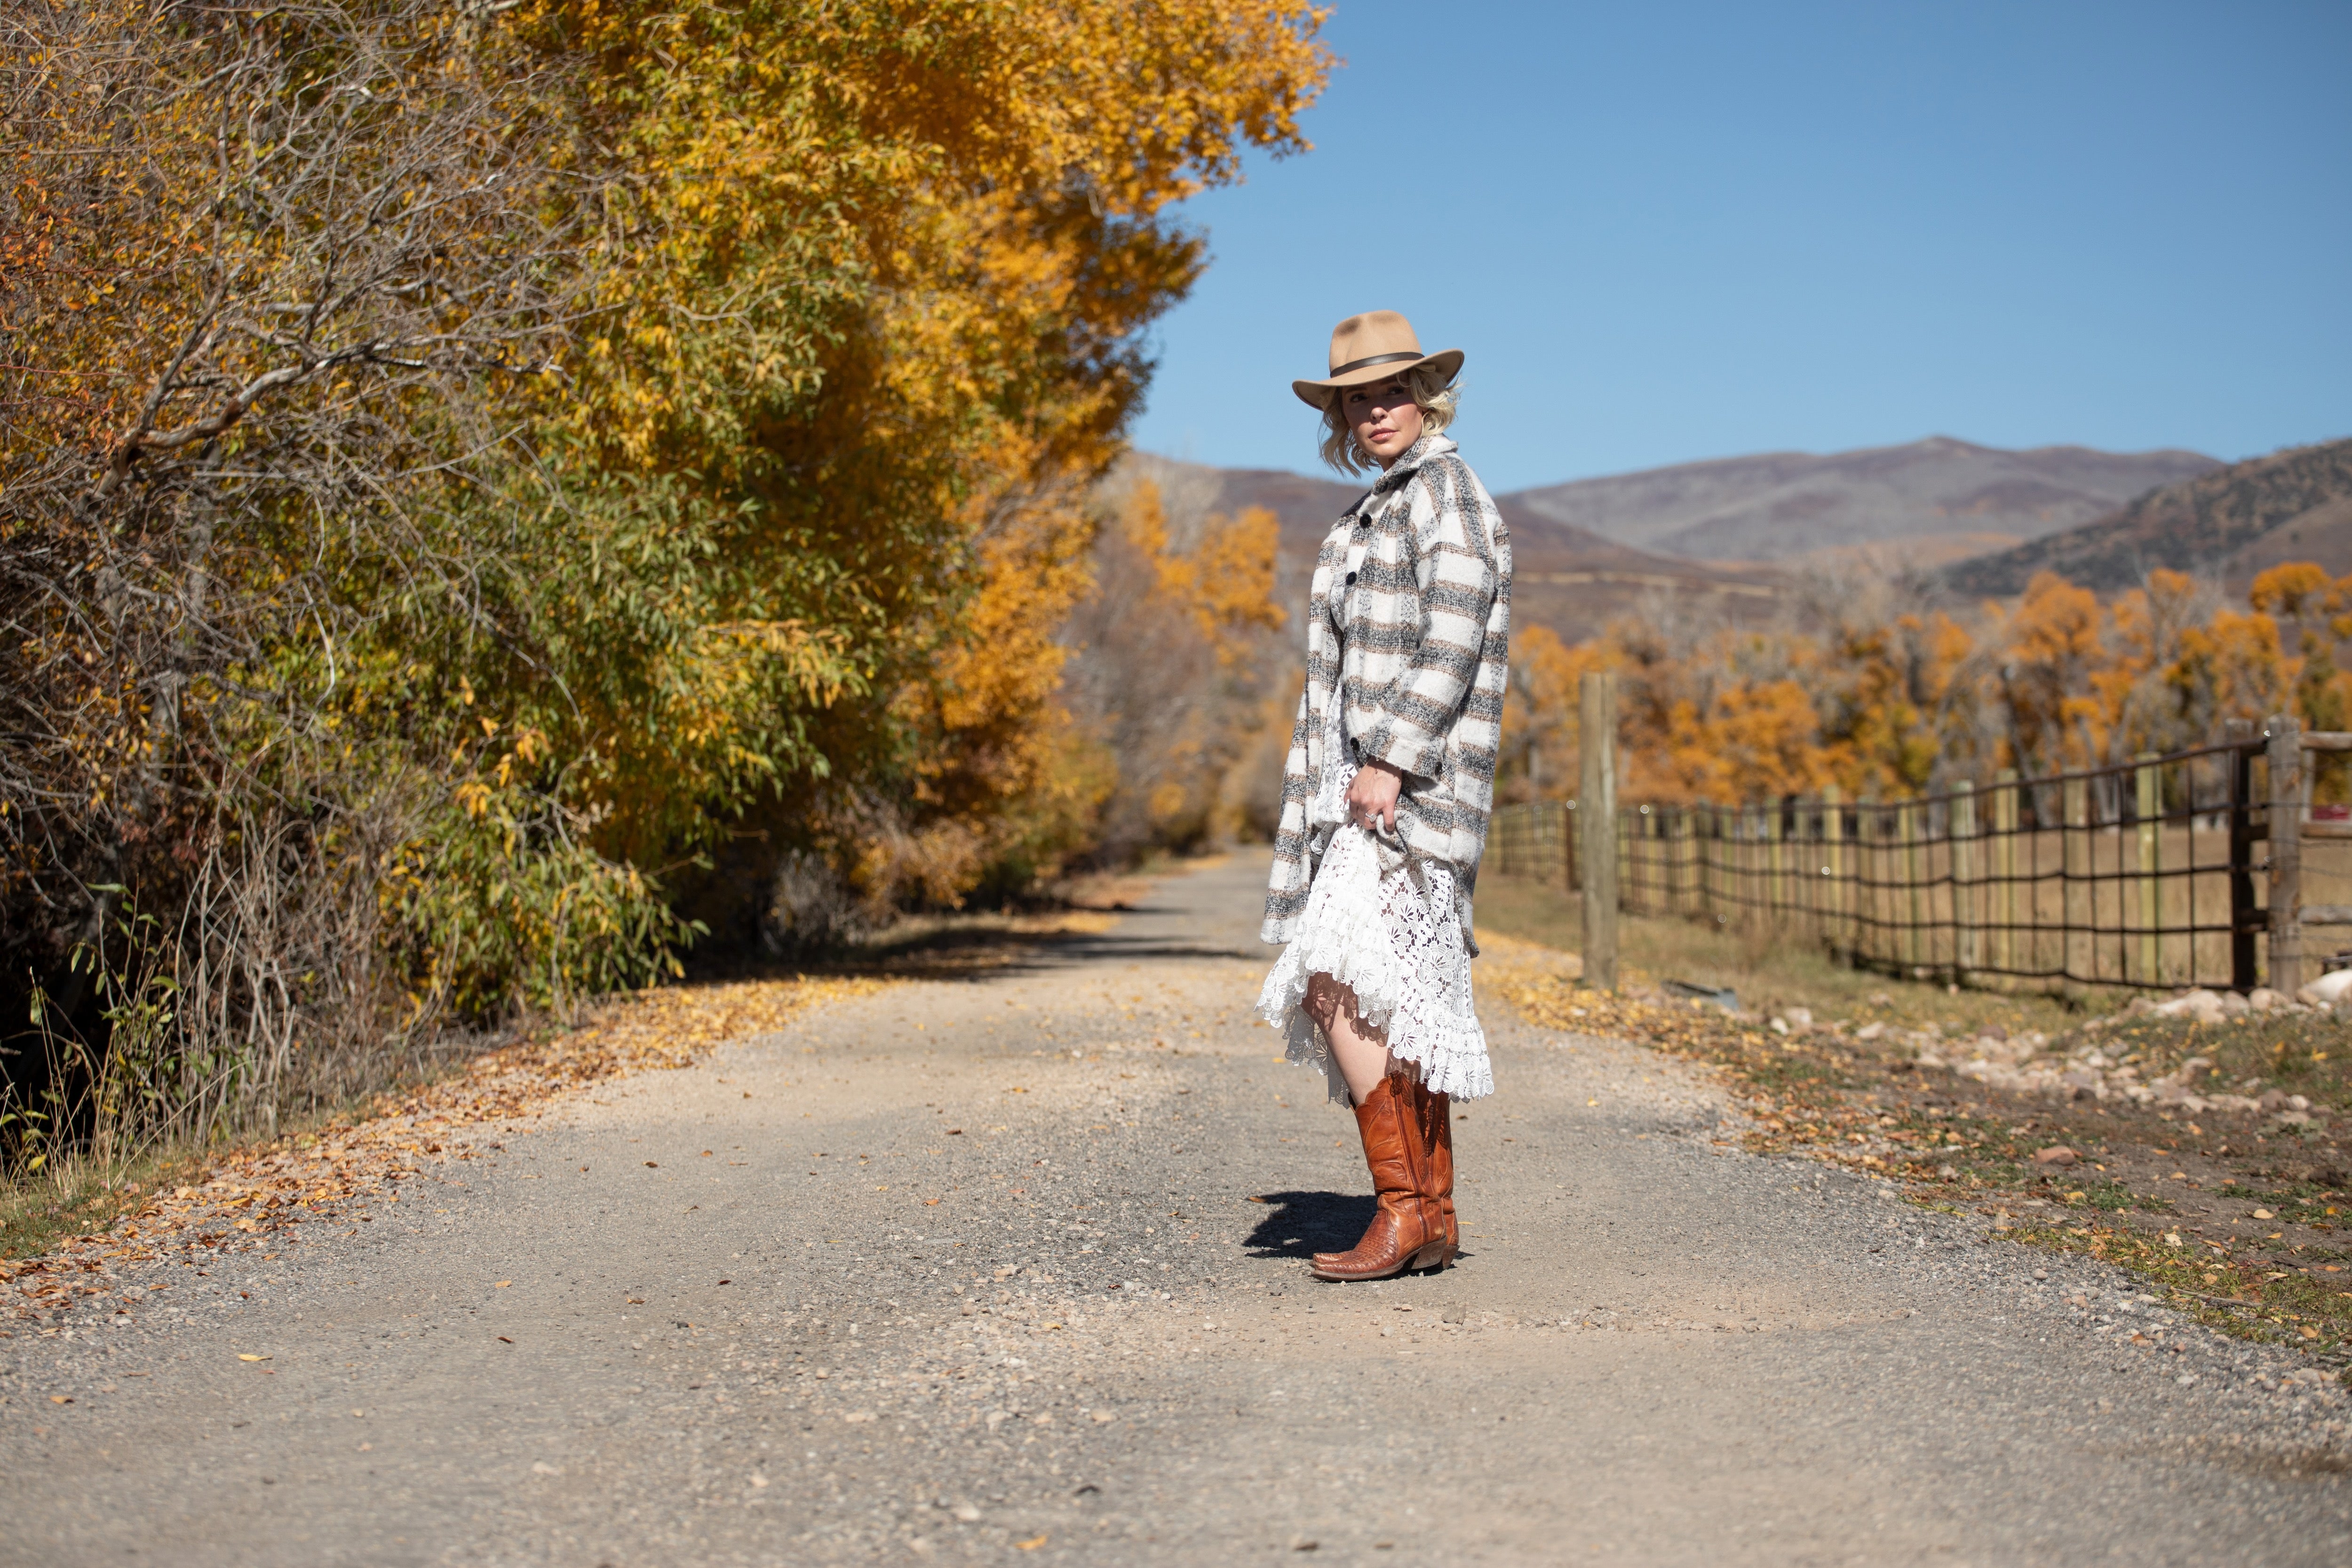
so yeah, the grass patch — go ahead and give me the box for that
[4,972,882,1266]
[1480,867,2349,1374]
[0,1148,195,1261]
[1475,869,2096,1040]
[2013,1221,2352,1359]
[2062,1012,2352,1113]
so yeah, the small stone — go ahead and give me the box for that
[2033,1146,2079,1167]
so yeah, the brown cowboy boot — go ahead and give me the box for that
[1410,1078,1458,1266]
[1310,1075,1446,1281]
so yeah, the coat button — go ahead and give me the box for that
[1345,571,1358,585]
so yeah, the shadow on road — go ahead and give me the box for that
[1242,1191,1378,1258]
[683,918,1254,987]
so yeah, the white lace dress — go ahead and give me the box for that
[1255,560,1493,1105]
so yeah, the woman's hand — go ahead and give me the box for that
[1345,760,1404,834]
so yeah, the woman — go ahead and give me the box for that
[1257,310,1511,1282]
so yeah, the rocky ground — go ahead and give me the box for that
[2,860,2349,1566]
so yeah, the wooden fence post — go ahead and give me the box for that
[1863,799,1882,968]
[1742,802,1757,920]
[2226,727,2259,993]
[1897,797,1922,973]
[1953,780,1978,979]
[1675,808,1693,915]
[1618,802,1633,921]
[2062,773,2089,985]
[2134,752,2161,986]
[1579,671,1619,993]
[1701,807,1718,926]
[1993,769,2018,974]
[1822,786,1844,952]
[2268,713,2303,995]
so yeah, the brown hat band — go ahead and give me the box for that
[1327,350,1427,377]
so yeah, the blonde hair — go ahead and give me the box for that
[1317,363,1461,475]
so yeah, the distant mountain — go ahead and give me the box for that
[1501,437,2220,565]
[1942,437,2352,597]
[1118,454,1785,647]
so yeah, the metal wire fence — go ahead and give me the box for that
[1484,731,2323,992]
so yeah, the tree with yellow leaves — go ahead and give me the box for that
[0,0,1330,1146]
[1508,560,2344,814]
[1056,475,1287,868]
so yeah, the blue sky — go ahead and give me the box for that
[1127,0,2352,493]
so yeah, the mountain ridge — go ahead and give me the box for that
[1500,435,2219,564]
[1940,437,2352,597]
[1115,453,1785,647]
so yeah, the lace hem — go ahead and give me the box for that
[1255,825,1493,1103]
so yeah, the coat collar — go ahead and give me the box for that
[1368,431,1454,496]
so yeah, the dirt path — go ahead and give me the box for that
[4,860,2348,1566]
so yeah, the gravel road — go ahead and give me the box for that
[5,858,2349,1566]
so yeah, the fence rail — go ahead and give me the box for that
[1486,716,2352,994]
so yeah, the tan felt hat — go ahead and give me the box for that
[1292,310,1463,409]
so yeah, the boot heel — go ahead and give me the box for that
[1410,1241,1450,1272]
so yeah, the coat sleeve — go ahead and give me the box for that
[1262,544,1341,944]
[1360,457,1501,781]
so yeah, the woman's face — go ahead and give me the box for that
[1339,377,1423,469]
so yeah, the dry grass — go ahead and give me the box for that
[0,974,883,1283]
[1474,868,2095,1038]
[1478,867,2352,1369]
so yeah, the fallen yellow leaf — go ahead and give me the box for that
[493,1280,512,1288]
[1017,1537,1048,1552]
[50,1394,71,1404]
[238,1354,270,1362]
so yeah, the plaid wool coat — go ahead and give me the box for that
[1260,432,1511,947]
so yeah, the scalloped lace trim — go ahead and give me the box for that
[1256,824,1493,1104]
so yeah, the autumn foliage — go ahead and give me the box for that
[0,0,1327,1148]
[1499,565,2343,807]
